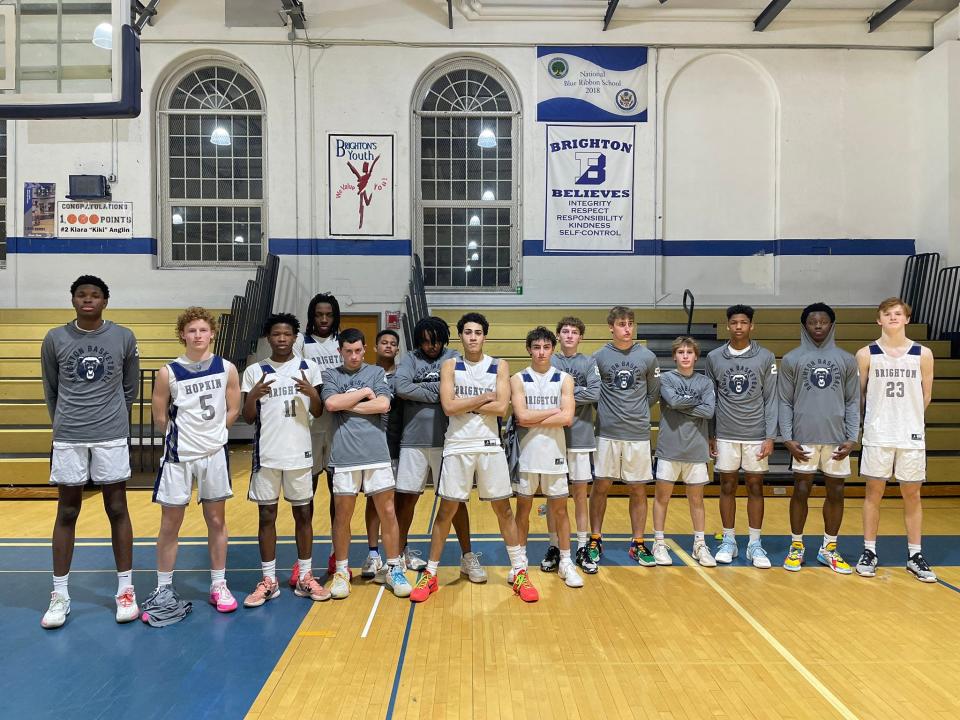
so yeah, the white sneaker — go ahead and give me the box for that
[403,547,427,572]
[652,540,673,566]
[115,586,139,623]
[41,591,71,629]
[746,541,772,569]
[330,570,351,599]
[386,565,412,598]
[559,562,584,588]
[460,552,487,584]
[692,541,717,567]
[373,563,388,585]
[362,554,383,579]
[715,536,738,564]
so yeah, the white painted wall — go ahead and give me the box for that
[0,0,953,314]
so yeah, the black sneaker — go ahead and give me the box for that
[906,552,937,583]
[539,545,560,572]
[575,546,599,574]
[855,548,878,577]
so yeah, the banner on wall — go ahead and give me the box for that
[329,134,394,236]
[24,182,56,238]
[537,46,648,123]
[57,201,133,238]
[545,124,635,253]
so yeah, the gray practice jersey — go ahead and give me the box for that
[551,352,601,451]
[778,325,860,445]
[705,341,778,442]
[394,347,457,449]
[593,342,660,441]
[384,370,402,459]
[41,320,140,443]
[321,363,392,470]
[655,370,715,463]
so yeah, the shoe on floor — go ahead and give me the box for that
[41,591,70,629]
[906,552,937,583]
[512,569,539,603]
[855,548,878,578]
[783,541,805,572]
[386,565,412,598]
[115,586,139,623]
[559,561,584,588]
[817,543,852,575]
[715,537,738,564]
[410,571,438,603]
[295,571,332,601]
[460,552,487,583]
[540,545,560,572]
[692,541,717,568]
[244,577,281,608]
[575,546,599,574]
[652,540,673,566]
[745,542,771,569]
[329,570,351,599]
[209,581,238,612]
[361,554,383,579]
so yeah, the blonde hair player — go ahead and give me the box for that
[143,308,242,624]
[854,298,937,582]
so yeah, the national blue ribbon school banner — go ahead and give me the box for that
[545,125,635,252]
[537,46,648,122]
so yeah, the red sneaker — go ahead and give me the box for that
[512,569,539,603]
[289,561,300,588]
[409,571,438,603]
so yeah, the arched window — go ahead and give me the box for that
[158,61,266,266]
[413,58,520,289]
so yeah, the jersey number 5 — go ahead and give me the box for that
[199,394,216,420]
[884,381,905,398]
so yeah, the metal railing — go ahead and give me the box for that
[214,253,280,370]
[929,265,960,356]
[899,252,940,328]
[682,288,695,335]
[129,367,161,474]
[402,253,429,348]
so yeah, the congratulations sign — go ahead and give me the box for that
[537,46,648,123]
[545,125,635,252]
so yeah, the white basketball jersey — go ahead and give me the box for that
[164,355,232,462]
[444,354,501,456]
[862,341,925,449]
[242,357,323,471]
[517,367,568,474]
[294,332,339,435]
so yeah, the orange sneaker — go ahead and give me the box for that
[295,571,331,602]
[289,561,300,588]
[409,571,438,603]
[512,569,539,603]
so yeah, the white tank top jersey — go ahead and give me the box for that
[518,367,568,474]
[164,355,232,462]
[444,354,502,456]
[294,332,341,371]
[242,357,323,471]
[862,341,926,449]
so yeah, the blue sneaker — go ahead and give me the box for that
[386,564,412,598]
[746,541,772,569]
[715,537,738,564]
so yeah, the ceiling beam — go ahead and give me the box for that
[603,0,620,31]
[754,0,792,32]
[868,0,916,33]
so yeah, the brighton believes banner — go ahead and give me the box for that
[545,125,634,252]
[537,46,648,123]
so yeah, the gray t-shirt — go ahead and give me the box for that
[41,320,140,443]
[321,363,392,470]
[655,370,715,463]
[394,347,456,449]
[593,342,661,441]
[705,341,778,442]
[550,352,600,451]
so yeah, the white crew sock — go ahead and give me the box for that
[654,530,665,541]
[506,544,526,572]
[261,559,277,581]
[297,558,312,578]
[576,532,588,550]
[693,531,705,544]
[426,560,439,575]
[791,534,803,544]
[722,527,735,541]
[908,543,921,557]
[53,573,70,601]
[117,570,133,595]
[822,534,837,549]
[157,571,174,588]
[748,527,761,544]
[335,560,349,575]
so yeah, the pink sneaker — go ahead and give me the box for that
[243,577,280,608]
[209,581,238,613]
[294,571,331,602]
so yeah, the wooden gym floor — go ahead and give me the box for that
[2,448,960,720]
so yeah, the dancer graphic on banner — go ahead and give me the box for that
[348,154,380,230]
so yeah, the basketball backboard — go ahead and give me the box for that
[0,0,140,119]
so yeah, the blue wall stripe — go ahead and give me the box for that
[4,236,915,258]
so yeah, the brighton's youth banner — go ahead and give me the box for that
[537,46,648,123]
[328,134,394,236]
[545,125,634,252]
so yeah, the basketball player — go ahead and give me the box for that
[511,327,583,588]
[706,305,778,569]
[547,316,601,574]
[291,293,341,584]
[652,337,716,567]
[242,314,330,607]
[40,275,141,629]
[855,298,937,582]
[410,313,537,603]
[779,303,859,574]
[393,316,485,581]
[589,306,661,568]
[321,329,411,599]
[144,308,242,623]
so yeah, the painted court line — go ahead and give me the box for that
[361,585,386,638]
[666,539,859,720]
